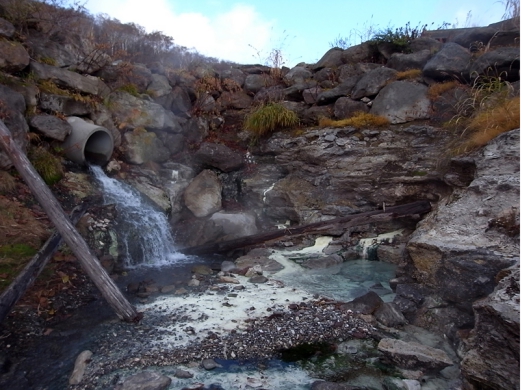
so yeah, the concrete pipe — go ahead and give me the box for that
[62,116,114,166]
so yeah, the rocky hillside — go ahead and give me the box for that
[0,2,519,389]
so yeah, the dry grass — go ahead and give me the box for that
[427,81,461,99]
[244,102,299,141]
[0,196,49,247]
[319,112,389,129]
[396,69,422,80]
[460,96,520,152]
[0,171,16,194]
[28,146,64,185]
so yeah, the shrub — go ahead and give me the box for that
[396,69,422,80]
[28,146,64,185]
[318,112,389,129]
[244,102,299,141]
[117,83,140,97]
[427,80,460,99]
[369,22,428,52]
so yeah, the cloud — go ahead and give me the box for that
[83,0,274,63]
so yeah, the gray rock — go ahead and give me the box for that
[468,47,520,82]
[0,85,29,169]
[302,253,343,269]
[173,368,193,378]
[209,211,258,240]
[0,40,29,73]
[460,261,520,390]
[29,114,72,141]
[351,67,398,99]
[334,97,369,119]
[147,74,172,98]
[341,291,384,314]
[30,61,108,96]
[387,50,433,72]
[374,302,408,327]
[201,358,221,370]
[122,131,170,165]
[0,17,15,38]
[313,47,344,70]
[39,93,91,116]
[284,66,312,84]
[194,142,245,172]
[68,350,92,385]
[115,370,171,390]
[316,78,358,105]
[371,81,430,124]
[182,117,209,144]
[378,338,453,372]
[219,90,253,109]
[183,170,222,218]
[422,42,472,81]
[341,42,376,64]
[244,74,275,94]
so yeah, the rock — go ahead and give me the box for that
[0,85,29,169]
[29,114,72,141]
[468,47,520,82]
[39,93,91,116]
[192,264,213,275]
[341,291,384,314]
[0,17,15,38]
[301,253,343,269]
[219,90,253,109]
[122,131,170,165]
[371,81,430,124]
[310,380,359,389]
[173,368,193,378]
[374,302,408,327]
[194,142,245,172]
[115,370,171,390]
[351,67,397,100]
[382,377,421,390]
[313,48,344,70]
[69,350,92,385]
[30,61,108,96]
[341,42,376,63]
[316,78,358,105]
[0,40,29,73]
[284,66,312,85]
[182,117,209,144]
[460,261,520,390]
[378,338,453,372]
[147,74,172,98]
[201,358,221,370]
[422,42,472,81]
[208,211,258,240]
[387,49,433,72]
[183,170,222,218]
[334,97,369,119]
[219,275,240,284]
[244,74,275,94]
[110,91,183,133]
[235,251,284,273]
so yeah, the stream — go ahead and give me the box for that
[0,167,459,390]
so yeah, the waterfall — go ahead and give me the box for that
[90,165,187,268]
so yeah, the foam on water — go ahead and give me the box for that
[90,165,187,268]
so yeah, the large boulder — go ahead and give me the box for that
[371,81,431,124]
[109,91,183,133]
[351,67,397,99]
[468,47,520,82]
[0,40,29,73]
[460,262,520,390]
[0,85,29,169]
[194,142,244,172]
[122,131,170,164]
[422,42,472,81]
[39,93,91,116]
[183,170,222,218]
[312,48,344,70]
[29,114,72,141]
[208,211,258,241]
[387,50,433,72]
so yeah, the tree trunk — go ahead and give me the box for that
[0,120,140,322]
[180,200,431,256]
[0,205,87,323]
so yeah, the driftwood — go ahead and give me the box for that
[180,200,431,256]
[0,204,87,324]
[0,120,140,322]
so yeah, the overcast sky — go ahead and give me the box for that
[79,0,509,67]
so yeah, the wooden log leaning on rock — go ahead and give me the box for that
[0,120,140,322]
[180,200,432,256]
[0,204,87,324]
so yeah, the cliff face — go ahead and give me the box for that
[0,6,518,389]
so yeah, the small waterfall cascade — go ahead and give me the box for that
[90,165,187,268]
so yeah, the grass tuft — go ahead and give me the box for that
[0,171,16,194]
[319,112,389,129]
[244,102,299,141]
[28,146,64,185]
[427,80,461,100]
[396,69,422,80]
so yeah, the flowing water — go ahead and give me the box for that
[89,165,187,268]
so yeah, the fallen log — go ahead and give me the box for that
[0,204,87,324]
[0,120,140,322]
[180,200,431,256]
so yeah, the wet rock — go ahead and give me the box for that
[374,302,408,327]
[301,254,343,269]
[115,370,171,390]
[201,358,221,370]
[69,350,92,385]
[173,368,193,378]
[184,170,222,218]
[341,291,384,314]
[382,377,421,390]
[378,338,453,372]
[192,265,213,275]
[249,275,268,283]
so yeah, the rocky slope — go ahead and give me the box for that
[0,6,518,390]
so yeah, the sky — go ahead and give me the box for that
[79,0,510,67]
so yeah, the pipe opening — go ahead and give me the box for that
[84,131,113,165]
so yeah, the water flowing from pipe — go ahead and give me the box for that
[90,165,187,268]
